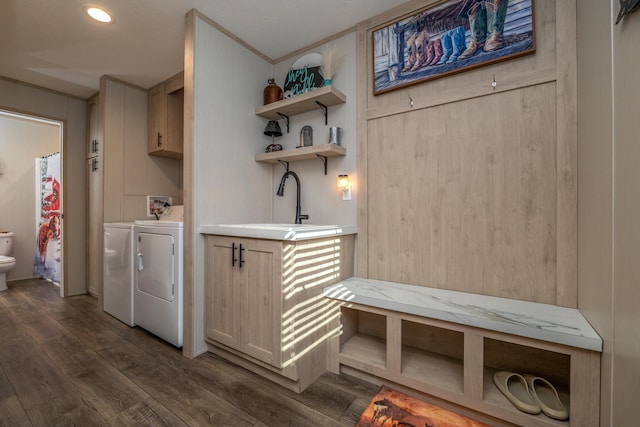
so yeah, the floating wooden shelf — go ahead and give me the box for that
[255,143,346,164]
[255,85,346,121]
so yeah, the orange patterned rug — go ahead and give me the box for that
[356,386,490,427]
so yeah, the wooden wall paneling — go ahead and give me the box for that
[356,21,369,278]
[554,0,578,307]
[367,85,558,303]
[357,0,576,305]
[183,9,196,358]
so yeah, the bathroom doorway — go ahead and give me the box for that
[0,110,64,295]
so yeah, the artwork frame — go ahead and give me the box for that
[372,0,536,96]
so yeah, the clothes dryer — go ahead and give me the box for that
[134,219,183,347]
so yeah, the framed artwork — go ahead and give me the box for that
[372,0,536,95]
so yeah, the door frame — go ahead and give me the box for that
[0,108,67,297]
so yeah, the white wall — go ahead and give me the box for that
[191,13,273,354]
[189,17,359,355]
[0,112,60,280]
[271,34,358,228]
[0,78,87,296]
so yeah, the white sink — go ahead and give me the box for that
[218,223,339,231]
[199,223,357,241]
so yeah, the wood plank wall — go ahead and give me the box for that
[357,0,577,307]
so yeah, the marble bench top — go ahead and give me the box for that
[323,277,602,352]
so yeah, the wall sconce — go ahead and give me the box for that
[338,174,351,201]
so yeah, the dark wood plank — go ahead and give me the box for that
[111,397,191,427]
[0,395,32,426]
[0,279,377,426]
[0,336,78,410]
[25,392,112,426]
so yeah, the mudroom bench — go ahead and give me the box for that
[323,277,602,427]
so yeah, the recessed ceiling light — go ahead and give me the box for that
[85,6,113,23]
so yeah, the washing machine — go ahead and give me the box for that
[103,222,135,326]
[134,219,183,347]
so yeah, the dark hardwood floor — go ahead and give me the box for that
[0,279,378,426]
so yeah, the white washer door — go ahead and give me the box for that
[137,232,174,302]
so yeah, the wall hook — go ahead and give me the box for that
[492,74,497,89]
[408,95,414,107]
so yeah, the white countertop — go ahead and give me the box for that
[324,277,602,352]
[199,223,357,241]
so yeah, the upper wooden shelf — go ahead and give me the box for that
[255,143,346,165]
[255,86,346,120]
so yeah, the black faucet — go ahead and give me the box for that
[276,170,309,224]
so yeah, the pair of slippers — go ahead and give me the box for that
[493,371,569,420]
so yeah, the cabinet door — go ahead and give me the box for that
[240,239,283,367]
[165,87,184,156]
[86,157,102,296]
[147,82,166,154]
[205,236,238,348]
[86,95,100,159]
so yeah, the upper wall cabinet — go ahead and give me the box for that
[148,72,184,159]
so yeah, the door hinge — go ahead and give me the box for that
[172,284,175,296]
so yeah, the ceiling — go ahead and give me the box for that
[0,0,410,99]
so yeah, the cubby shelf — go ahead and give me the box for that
[325,278,602,427]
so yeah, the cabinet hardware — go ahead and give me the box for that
[157,132,162,147]
[91,158,98,172]
[277,112,290,133]
[232,242,238,267]
[277,160,289,172]
[239,244,245,268]
[315,100,328,124]
[316,154,328,175]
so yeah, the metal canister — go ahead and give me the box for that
[329,127,343,145]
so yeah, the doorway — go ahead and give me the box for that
[0,110,65,296]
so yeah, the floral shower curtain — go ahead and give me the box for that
[34,152,61,284]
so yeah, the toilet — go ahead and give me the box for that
[0,231,16,291]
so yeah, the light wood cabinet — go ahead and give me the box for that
[86,94,100,160]
[148,72,184,159]
[337,304,600,427]
[204,233,355,392]
[86,94,102,297]
[206,236,283,367]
